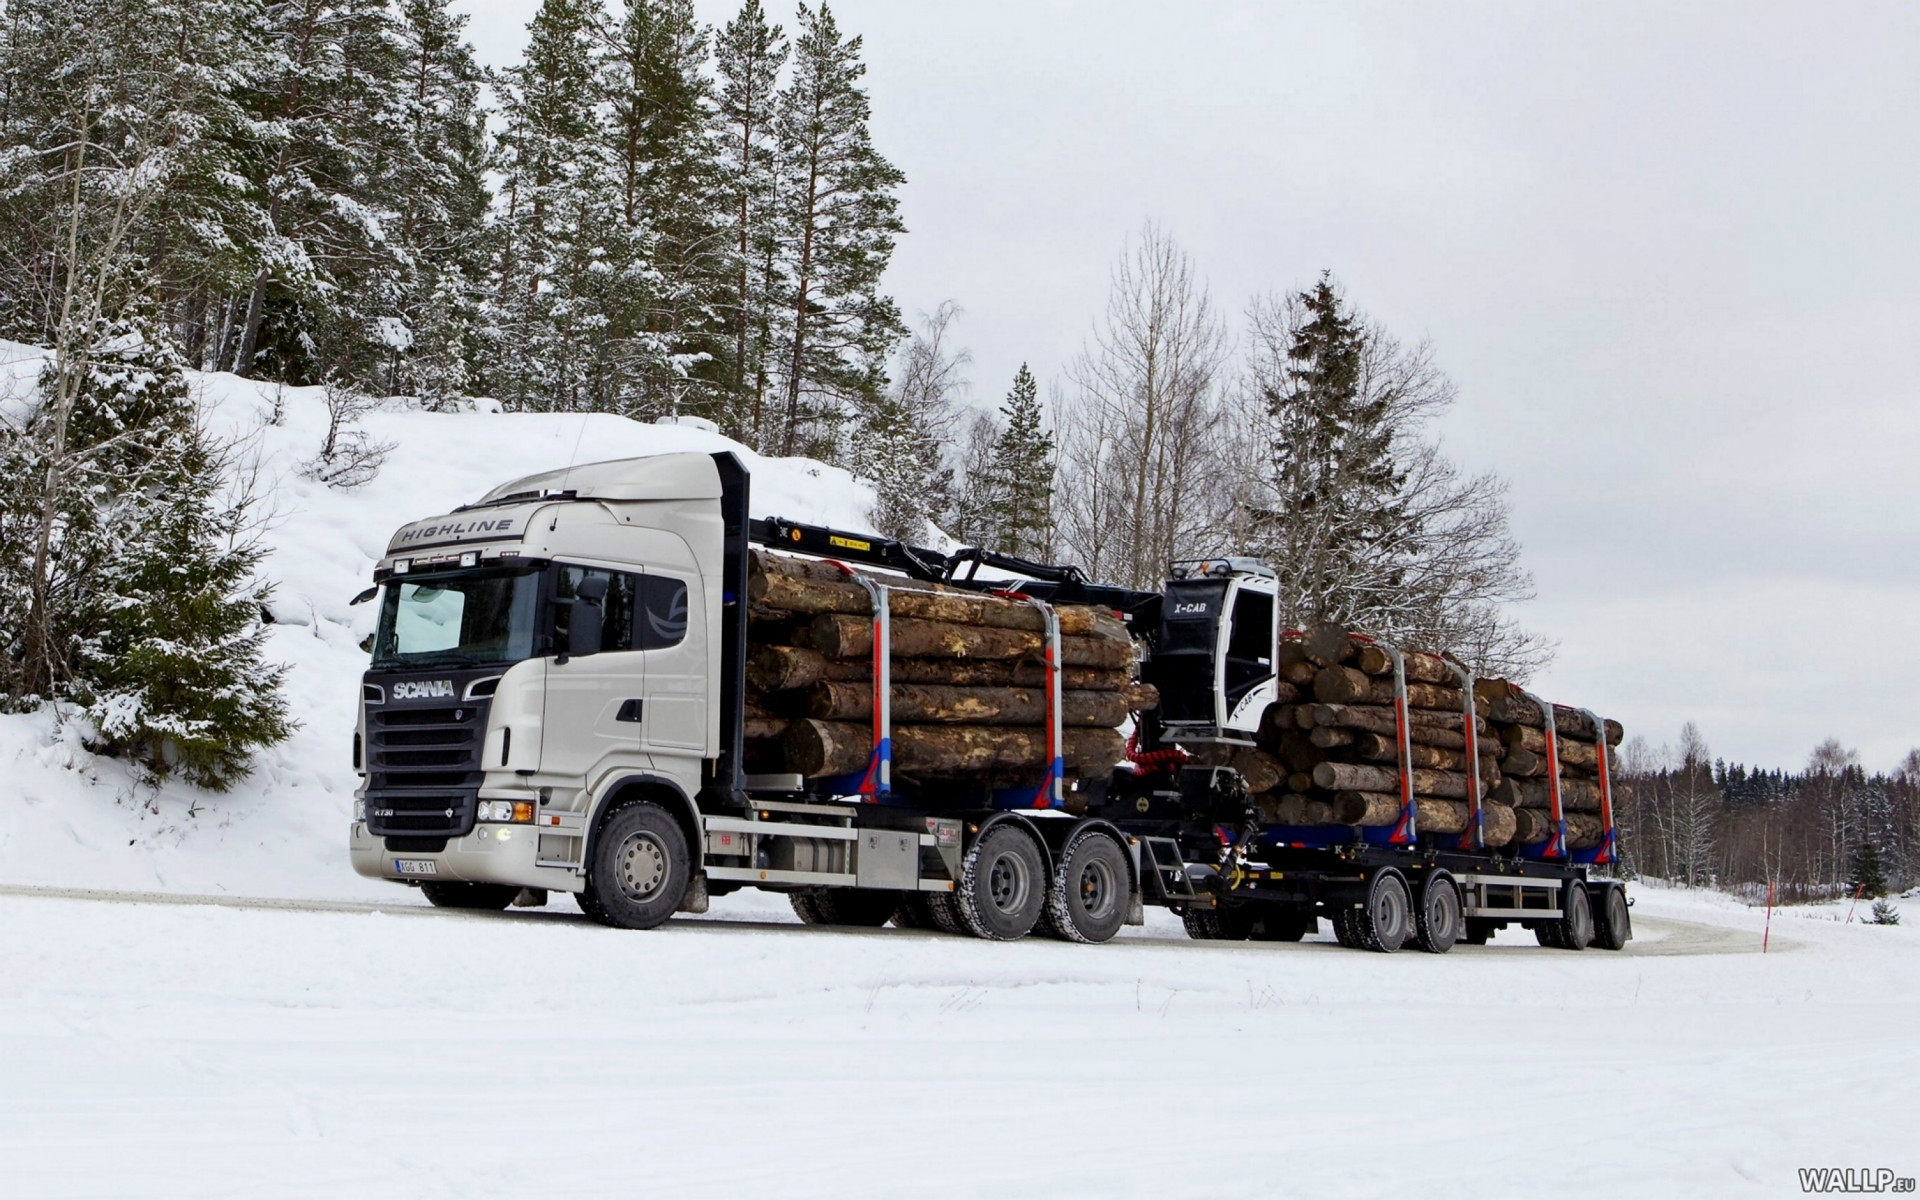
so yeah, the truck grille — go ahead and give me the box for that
[364,702,487,837]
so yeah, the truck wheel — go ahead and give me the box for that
[1462,918,1498,945]
[420,882,518,910]
[892,893,932,929]
[1330,907,1360,948]
[584,803,689,930]
[922,890,968,935]
[1350,870,1411,952]
[1592,884,1632,950]
[1414,872,1462,953]
[789,891,826,925]
[1560,881,1595,950]
[957,825,1046,941]
[810,888,901,927]
[1045,832,1130,944]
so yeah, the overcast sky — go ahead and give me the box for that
[455,0,1920,771]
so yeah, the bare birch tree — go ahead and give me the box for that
[1054,223,1231,590]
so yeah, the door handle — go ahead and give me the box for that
[616,699,644,723]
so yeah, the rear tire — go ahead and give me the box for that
[892,893,934,929]
[1350,870,1411,952]
[1414,872,1462,954]
[420,881,518,910]
[584,802,690,930]
[1045,832,1131,944]
[956,824,1046,941]
[803,888,901,927]
[1592,884,1632,950]
[922,890,968,935]
[1559,881,1595,950]
[1330,907,1361,948]
[1183,904,1254,940]
[1249,905,1313,941]
[789,891,826,925]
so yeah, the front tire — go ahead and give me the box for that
[420,881,518,910]
[584,803,690,930]
[1045,832,1130,944]
[957,824,1046,941]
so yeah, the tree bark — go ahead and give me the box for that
[1333,790,1402,826]
[750,553,1124,637]
[1232,747,1286,794]
[1311,666,1482,714]
[748,643,1132,693]
[782,719,1124,778]
[1311,761,1478,799]
[1486,777,1602,812]
[1507,806,1605,848]
[1476,680,1624,743]
[1298,702,1492,744]
[1353,644,1453,684]
[1349,731,1494,775]
[808,613,1133,668]
[802,680,1145,727]
[1302,622,1356,667]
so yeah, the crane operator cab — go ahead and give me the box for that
[1144,558,1280,745]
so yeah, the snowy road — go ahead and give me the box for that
[3,885,1913,1199]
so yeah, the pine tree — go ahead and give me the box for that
[599,0,728,421]
[488,0,630,412]
[1849,842,1889,899]
[770,2,905,459]
[984,363,1055,560]
[713,0,786,441]
[386,0,492,407]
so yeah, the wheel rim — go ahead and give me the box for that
[1075,856,1118,919]
[1428,883,1459,939]
[987,849,1031,915]
[1374,880,1408,940]
[616,830,669,901]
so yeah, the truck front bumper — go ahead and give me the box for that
[349,821,586,893]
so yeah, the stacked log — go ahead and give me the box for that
[1476,679,1623,850]
[744,551,1151,785]
[1245,623,1516,845]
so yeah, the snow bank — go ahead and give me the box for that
[0,342,882,900]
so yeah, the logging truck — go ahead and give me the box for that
[347,451,1631,953]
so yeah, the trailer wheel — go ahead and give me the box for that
[956,825,1046,941]
[1183,904,1253,940]
[1592,884,1632,950]
[1462,918,1498,945]
[420,882,518,911]
[584,802,689,930]
[1414,873,1462,953]
[1537,881,1594,950]
[1350,870,1411,952]
[789,891,826,925]
[922,890,968,935]
[1330,907,1360,948]
[1045,832,1130,944]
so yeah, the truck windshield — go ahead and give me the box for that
[371,568,541,668]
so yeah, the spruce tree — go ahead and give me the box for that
[984,363,1055,560]
[713,0,787,441]
[1849,842,1889,899]
[770,2,905,459]
[7,293,289,784]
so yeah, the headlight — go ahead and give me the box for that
[477,800,535,823]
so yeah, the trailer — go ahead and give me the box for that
[348,451,1629,952]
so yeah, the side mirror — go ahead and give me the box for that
[566,575,608,658]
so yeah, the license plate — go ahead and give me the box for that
[394,858,438,876]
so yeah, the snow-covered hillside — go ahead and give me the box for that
[0,342,883,900]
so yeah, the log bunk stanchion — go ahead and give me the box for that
[1572,706,1617,866]
[1520,687,1566,859]
[829,565,892,801]
[1443,657,1483,852]
[989,594,1064,810]
[1348,632,1416,846]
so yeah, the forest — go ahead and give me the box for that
[0,0,1912,901]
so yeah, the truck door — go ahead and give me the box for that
[633,570,707,757]
[1220,580,1277,733]
[544,565,648,780]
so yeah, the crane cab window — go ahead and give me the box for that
[1223,588,1274,706]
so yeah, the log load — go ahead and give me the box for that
[783,719,1125,778]
[742,551,1148,784]
[1237,622,1619,849]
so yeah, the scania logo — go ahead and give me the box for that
[392,680,456,700]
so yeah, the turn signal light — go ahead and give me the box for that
[512,801,535,823]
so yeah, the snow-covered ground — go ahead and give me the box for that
[2,883,1915,1199]
[3,346,1916,1197]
